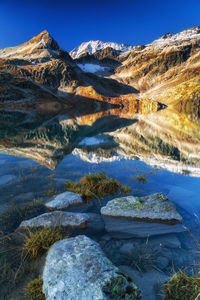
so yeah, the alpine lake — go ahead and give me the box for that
[0,98,200,300]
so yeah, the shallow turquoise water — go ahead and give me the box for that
[1,152,200,228]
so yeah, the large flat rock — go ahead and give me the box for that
[46,191,83,210]
[43,235,141,300]
[101,193,184,237]
[19,211,90,230]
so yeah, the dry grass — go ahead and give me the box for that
[123,244,159,272]
[136,175,147,183]
[164,271,200,300]
[65,173,131,200]
[0,232,36,298]
[23,227,67,259]
[24,277,45,300]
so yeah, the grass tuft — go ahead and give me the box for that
[136,175,147,183]
[24,278,45,300]
[0,232,36,297]
[65,173,131,200]
[123,244,159,272]
[23,227,66,259]
[164,271,200,300]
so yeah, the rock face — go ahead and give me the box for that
[0,30,137,107]
[19,211,90,230]
[115,25,200,106]
[43,235,141,300]
[101,193,184,237]
[46,191,83,210]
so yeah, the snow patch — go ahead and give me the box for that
[41,38,45,46]
[78,63,108,73]
[70,40,134,59]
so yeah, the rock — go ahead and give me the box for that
[19,211,90,230]
[101,193,184,237]
[43,235,141,300]
[46,191,83,210]
[119,265,169,300]
[101,194,182,224]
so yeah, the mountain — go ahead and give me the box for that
[113,25,200,106]
[0,30,73,63]
[0,25,199,109]
[0,31,136,106]
[148,25,200,48]
[70,40,134,59]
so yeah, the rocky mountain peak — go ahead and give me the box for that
[28,30,60,51]
[0,30,61,61]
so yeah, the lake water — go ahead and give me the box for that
[0,100,200,299]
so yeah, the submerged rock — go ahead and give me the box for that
[19,211,90,230]
[119,265,169,300]
[101,193,184,237]
[43,235,141,300]
[46,191,83,210]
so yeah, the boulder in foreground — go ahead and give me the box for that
[43,235,141,300]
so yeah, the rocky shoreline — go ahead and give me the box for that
[11,187,195,300]
[0,169,199,300]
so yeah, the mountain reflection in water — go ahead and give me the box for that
[0,97,200,176]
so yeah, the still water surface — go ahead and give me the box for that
[0,100,200,299]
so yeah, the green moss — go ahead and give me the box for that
[65,173,131,200]
[24,278,45,300]
[103,275,141,299]
[23,227,67,259]
[134,200,145,210]
[164,271,200,300]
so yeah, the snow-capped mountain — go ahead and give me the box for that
[0,24,199,109]
[70,40,134,59]
[149,25,200,48]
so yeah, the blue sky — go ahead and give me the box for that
[0,0,200,51]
